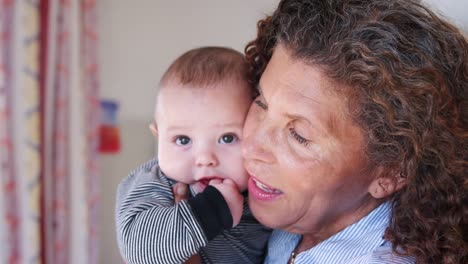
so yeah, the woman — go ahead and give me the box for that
[240,0,467,263]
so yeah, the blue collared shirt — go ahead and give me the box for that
[264,202,414,263]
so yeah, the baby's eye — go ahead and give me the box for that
[175,136,191,145]
[219,133,238,144]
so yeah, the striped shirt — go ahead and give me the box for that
[115,159,271,264]
[265,202,415,264]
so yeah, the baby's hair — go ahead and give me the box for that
[160,46,249,88]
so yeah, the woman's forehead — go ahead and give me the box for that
[261,47,344,108]
[259,45,360,140]
[263,46,342,94]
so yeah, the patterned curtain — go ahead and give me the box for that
[0,1,21,263]
[0,0,100,263]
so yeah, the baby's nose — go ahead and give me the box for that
[195,151,219,167]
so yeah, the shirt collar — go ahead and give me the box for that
[266,202,392,263]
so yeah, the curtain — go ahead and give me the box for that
[0,0,100,263]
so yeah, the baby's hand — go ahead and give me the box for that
[173,182,189,203]
[184,254,201,264]
[208,178,243,227]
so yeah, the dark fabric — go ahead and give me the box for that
[188,186,233,240]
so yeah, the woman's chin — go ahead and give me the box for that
[248,179,288,228]
[248,192,287,229]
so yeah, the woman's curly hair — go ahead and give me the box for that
[245,0,467,263]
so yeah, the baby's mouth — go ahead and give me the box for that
[198,176,222,186]
[199,179,210,186]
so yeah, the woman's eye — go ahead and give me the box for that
[175,136,191,145]
[289,127,311,147]
[219,134,238,144]
[254,99,267,110]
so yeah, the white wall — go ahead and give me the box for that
[99,0,278,121]
[98,1,278,263]
[424,0,468,32]
[97,0,467,263]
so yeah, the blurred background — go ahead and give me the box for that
[0,0,466,263]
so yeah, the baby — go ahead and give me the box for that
[115,46,270,264]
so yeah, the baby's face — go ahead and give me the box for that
[155,80,252,194]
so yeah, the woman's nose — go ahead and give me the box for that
[195,149,219,167]
[242,120,276,164]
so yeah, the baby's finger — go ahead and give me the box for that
[208,179,222,185]
[222,178,238,189]
[173,182,189,203]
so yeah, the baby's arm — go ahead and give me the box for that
[115,160,232,264]
[174,182,271,264]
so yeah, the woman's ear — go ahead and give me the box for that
[368,168,407,199]
[149,122,158,138]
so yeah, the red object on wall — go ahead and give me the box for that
[98,100,121,153]
[99,125,120,153]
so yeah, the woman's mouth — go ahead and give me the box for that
[248,177,283,201]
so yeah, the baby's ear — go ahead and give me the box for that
[368,168,407,199]
[149,122,158,137]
